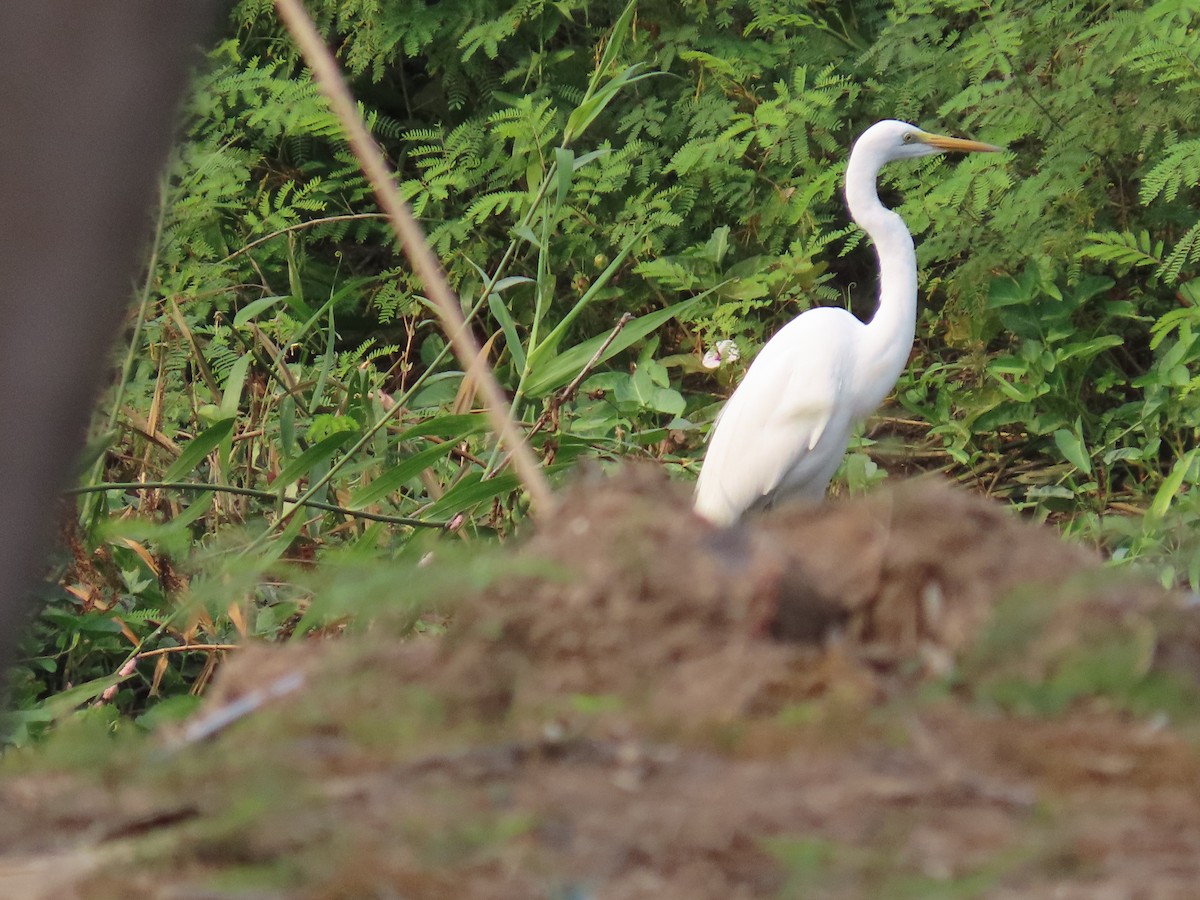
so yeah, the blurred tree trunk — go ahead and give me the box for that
[0,3,219,688]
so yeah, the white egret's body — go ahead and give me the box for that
[694,120,999,525]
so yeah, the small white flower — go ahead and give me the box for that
[702,339,740,369]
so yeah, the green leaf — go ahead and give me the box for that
[991,376,1038,403]
[1180,280,1200,306]
[594,0,637,82]
[280,395,297,458]
[1055,335,1123,363]
[563,0,643,148]
[553,147,574,207]
[425,470,521,519]
[347,441,458,509]
[232,295,287,327]
[572,148,609,170]
[425,462,572,519]
[526,227,649,369]
[163,417,235,482]
[511,224,540,248]
[564,65,656,145]
[524,294,704,397]
[488,288,527,373]
[986,268,1036,309]
[219,353,252,419]
[1148,449,1198,523]
[1053,427,1092,475]
[275,430,359,491]
[309,305,337,414]
[396,413,490,442]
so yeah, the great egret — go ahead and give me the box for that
[694,120,1000,525]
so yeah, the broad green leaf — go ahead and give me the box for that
[1053,428,1092,475]
[1026,484,1076,500]
[172,491,216,529]
[562,0,642,149]
[1102,447,1142,466]
[651,387,686,416]
[613,366,682,414]
[424,462,571,519]
[493,275,534,292]
[73,429,119,479]
[986,268,1036,309]
[525,294,704,397]
[704,226,730,266]
[564,65,655,145]
[1066,276,1115,308]
[163,417,235,483]
[255,511,307,569]
[1056,335,1123,362]
[594,0,637,82]
[554,147,574,207]
[293,277,372,345]
[95,491,215,556]
[275,429,359,491]
[572,148,609,170]
[395,413,490,441]
[1148,449,1198,522]
[30,672,133,720]
[408,372,465,410]
[425,470,521,519]
[233,295,287,327]
[219,353,252,418]
[991,376,1037,403]
[616,366,656,407]
[987,355,1027,376]
[279,395,297,457]
[347,441,458,509]
[511,224,541,248]
[1180,279,1200,306]
[526,227,649,369]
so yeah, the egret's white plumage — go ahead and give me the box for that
[694,120,1000,525]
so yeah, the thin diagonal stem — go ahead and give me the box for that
[66,481,448,528]
[274,0,555,516]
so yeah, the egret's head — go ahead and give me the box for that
[857,119,1002,164]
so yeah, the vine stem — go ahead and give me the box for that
[274,0,555,516]
[220,212,388,263]
[66,481,447,528]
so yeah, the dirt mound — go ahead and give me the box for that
[5,468,1200,899]
[430,467,1102,726]
[760,477,1098,661]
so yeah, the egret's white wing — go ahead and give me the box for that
[694,309,860,524]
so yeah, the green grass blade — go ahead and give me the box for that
[525,294,703,397]
[526,227,648,372]
[347,441,458,509]
[309,305,337,414]
[488,286,528,373]
[275,430,359,491]
[163,418,236,483]
[233,295,287,327]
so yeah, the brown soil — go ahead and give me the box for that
[3,467,1200,898]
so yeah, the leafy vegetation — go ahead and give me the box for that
[5,0,1200,739]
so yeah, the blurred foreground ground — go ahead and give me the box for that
[3,468,1200,898]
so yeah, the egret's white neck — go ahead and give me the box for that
[844,142,918,414]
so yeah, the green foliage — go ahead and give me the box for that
[853,0,1200,581]
[962,585,1200,721]
[11,0,1200,733]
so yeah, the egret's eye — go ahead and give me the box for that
[902,132,914,143]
